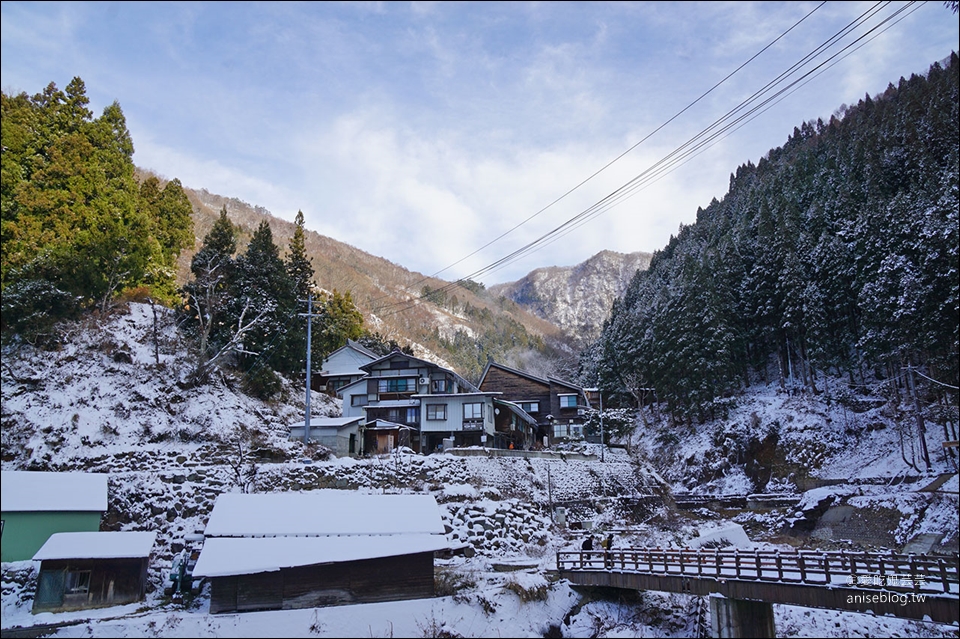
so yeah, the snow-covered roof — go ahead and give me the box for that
[191,533,453,578]
[493,399,538,425]
[368,399,420,408]
[414,392,499,400]
[364,419,415,431]
[0,470,108,513]
[289,417,363,429]
[32,531,157,561]
[203,491,446,537]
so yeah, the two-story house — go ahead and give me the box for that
[341,350,498,454]
[315,339,379,396]
[478,360,590,446]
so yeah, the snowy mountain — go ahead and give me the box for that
[1,303,956,637]
[489,250,653,346]
[172,183,577,383]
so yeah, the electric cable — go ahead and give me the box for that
[373,2,916,318]
[364,1,830,313]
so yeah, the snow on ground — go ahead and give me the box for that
[2,303,958,637]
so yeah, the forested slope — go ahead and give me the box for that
[583,54,959,427]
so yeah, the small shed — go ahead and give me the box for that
[31,531,156,614]
[1,471,109,562]
[362,419,415,454]
[288,416,364,456]
[192,491,452,614]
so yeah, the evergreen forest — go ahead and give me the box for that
[1,79,365,396]
[581,54,959,429]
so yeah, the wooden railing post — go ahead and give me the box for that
[909,554,920,592]
[938,558,950,593]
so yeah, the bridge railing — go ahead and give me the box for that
[556,548,959,595]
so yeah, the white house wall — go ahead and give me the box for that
[322,346,376,377]
[420,396,495,436]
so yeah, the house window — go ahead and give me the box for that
[406,407,420,424]
[387,408,400,422]
[432,379,451,393]
[350,394,367,407]
[427,404,447,420]
[65,570,91,595]
[553,423,583,439]
[378,378,415,393]
[559,394,578,408]
[463,403,483,420]
[519,401,539,413]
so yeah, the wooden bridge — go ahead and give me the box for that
[557,547,959,635]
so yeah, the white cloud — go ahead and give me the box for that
[3,1,956,284]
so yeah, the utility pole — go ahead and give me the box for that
[905,361,932,471]
[588,374,605,462]
[299,294,319,444]
[599,378,604,463]
[547,463,554,523]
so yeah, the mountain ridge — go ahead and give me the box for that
[167,180,632,381]
[489,249,652,346]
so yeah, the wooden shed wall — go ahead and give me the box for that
[32,557,149,613]
[209,552,435,614]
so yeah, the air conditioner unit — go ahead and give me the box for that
[419,377,428,385]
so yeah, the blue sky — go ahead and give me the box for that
[2,2,957,284]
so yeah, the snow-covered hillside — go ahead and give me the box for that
[1,303,957,638]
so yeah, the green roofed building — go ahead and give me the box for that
[1,471,108,562]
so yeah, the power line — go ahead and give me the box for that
[493,1,925,277]
[460,1,914,284]
[366,1,829,314]
[374,1,917,319]
[911,367,960,391]
[426,1,829,283]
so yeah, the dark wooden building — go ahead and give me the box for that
[479,361,590,445]
[192,491,452,614]
[491,398,539,449]
[31,531,156,614]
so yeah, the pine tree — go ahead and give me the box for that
[315,289,364,358]
[231,220,297,387]
[181,206,238,378]
[286,210,314,302]
[284,210,316,377]
[2,77,194,336]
